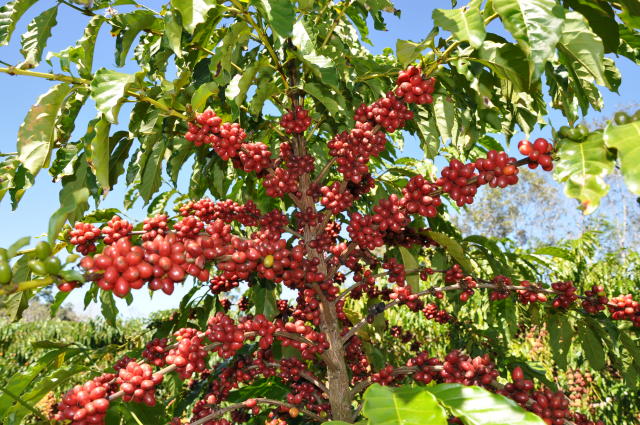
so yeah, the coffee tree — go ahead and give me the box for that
[0,0,639,424]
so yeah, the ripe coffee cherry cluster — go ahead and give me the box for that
[383,257,406,285]
[213,123,248,161]
[400,175,441,217]
[475,150,519,188]
[206,312,247,358]
[489,275,512,301]
[371,365,400,385]
[280,320,329,359]
[184,109,223,147]
[263,167,300,198]
[320,182,354,214]
[395,65,436,104]
[149,232,211,286]
[422,303,454,323]
[142,338,168,367]
[354,92,413,132]
[372,194,409,232]
[233,142,273,173]
[347,212,383,250]
[444,264,465,283]
[102,215,133,245]
[582,285,608,314]
[142,214,168,241]
[52,374,114,425]
[209,275,239,294]
[328,125,387,183]
[116,360,163,406]
[80,237,153,297]
[440,350,499,386]
[280,106,312,134]
[166,328,208,379]
[69,222,101,254]
[437,159,479,206]
[608,294,640,326]
[518,138,554,171]
[516,281,548,304]
[551,281,578,309]
[190,400,231,425]
[407,352,441,384]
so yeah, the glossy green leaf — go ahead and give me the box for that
[554,132,614,214]
[428,384,546,425]
[557,12,607,87]
[303,82,345,117]
[113,10,159,67]
[164,11,182,57]
[433,0,485,49]
[17,83,72,177]
[492,0,565,79]
[0,0,37,46]
[251,0,294,38]
[19,5,58,68]
[603,121,640,195]
[251,285,278,320]
[396,39,430,66]
[618,0,640,29]
[564,0,618,53]
[578,321,605,370]
[171,0,218,33]
[399,247,419,292]
[100,289,118,326]
[90,68,136,124]
[191,82,218,112]
[87,117,111,191]
[546,312,573,369]
[476,41,530,91]
[137,135,166,202]
[426,230,474,273]
[249,79,277,115]
[48,186,90,244]
[75,15,104,77]
[362,384,448,425]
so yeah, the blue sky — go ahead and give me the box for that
[0,0,637,318]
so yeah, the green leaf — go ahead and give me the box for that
[164,11,182,57]
[433,1,486,49]
[19,5,58,68]
[171,0,218,34]
[226,378,290,403]
[87,117,111,191]
[251,284,278,320]
[492,0,565,79]
[99,289,118,326]
[603,121,640,195]
[577,321,605,370]
[249,79,277,115]
[137,135,166,202]
[476,41,530,92]
[304,82,345,117]
[90,68,136,124]
[396,39,430,66]
[557,12,607,87]
[17,84,72,177]
[618,0,640,29]
[428,384,546,425]
[399,247,419,292]
[362,384,447,425]
[0,0,37,46]
[546,312,572,369]
[76,15,104,77]
[425,231,474,273]
[564,0,618,53]
[554,132,614,214]
[48,187,90,244]
[112,10,159,67]
[225,62,260,107]
[251,0,294,38]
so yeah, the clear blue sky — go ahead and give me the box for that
[0,0,636,318]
